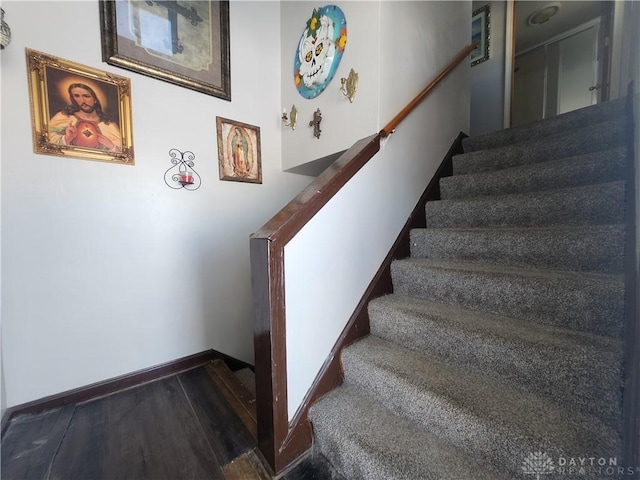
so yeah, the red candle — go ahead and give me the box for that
[180,164,194,184]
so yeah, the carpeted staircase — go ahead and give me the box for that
[308,97,634,479]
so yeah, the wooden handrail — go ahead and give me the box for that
[380,41,479,137]
[250,41,477,475]
[251,135,381,244]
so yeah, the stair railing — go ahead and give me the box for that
[250,41,478,474]
[381,42,479,137]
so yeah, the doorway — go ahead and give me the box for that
[509,1,612,127]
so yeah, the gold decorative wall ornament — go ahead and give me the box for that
[282,105,297,130]
[340,68,358,103]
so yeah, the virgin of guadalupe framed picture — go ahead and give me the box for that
[471,3,490,66]
[216,117,262,184]
[99,0,231,100]
[26,48,135,165]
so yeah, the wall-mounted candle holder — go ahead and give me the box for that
[340,68,358,103]
[282,104,297,130]
[164,148,201,191]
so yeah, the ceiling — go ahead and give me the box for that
[515,1,605,54]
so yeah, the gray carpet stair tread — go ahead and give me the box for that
[368,294,624,426]
[391,258,625,337]
[410,224,626,273]
[453,117,626,175]
[341,335,621,478]
[309,98,629,480]
[462,97,626,152]
[308,385,503,480]
[440,146,628,200]
[425,181,626,229]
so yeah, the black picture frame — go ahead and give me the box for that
[99,0,231,100]
[471,3,490,67]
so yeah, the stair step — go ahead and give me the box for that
[390,259,625,337]
[453,117,626,175]
[308,385,502,480]
[341,335,621,478]
[440,146,628,200]
[462,97,627,152]
[233,368,256,397]
[410,224,626,273]
[310,98,631,480]
[425,181,625,229]
[223,449,272,480]
[368,294,624,427]
[206,360,257,439]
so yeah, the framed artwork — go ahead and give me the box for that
[26,48,134,165]
[294,4,347,99]
[471,4,490,67]
[99,0,231,100]
[216,117,262,184]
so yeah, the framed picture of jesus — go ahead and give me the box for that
[26,48,134,165]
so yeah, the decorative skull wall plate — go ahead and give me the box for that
[294,5,347,99]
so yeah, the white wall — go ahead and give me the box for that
[280,1,379,171]
[0,0,313,408]
[610,0,639,246]
[1,90,3,416]
[284,0,471,420]
[619,1,640,464]
[621,0,640,266]
[470,0,507,136]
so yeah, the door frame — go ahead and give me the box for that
[503,0,515,129]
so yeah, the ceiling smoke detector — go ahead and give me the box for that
[527,3,561,26]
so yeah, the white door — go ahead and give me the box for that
[511,20,601,126]
[556,25,600,114]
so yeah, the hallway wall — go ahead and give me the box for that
[470,0,507,136]
[0,1,312,408]
[280,2,380,171]
[283,0,471,419]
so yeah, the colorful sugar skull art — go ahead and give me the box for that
[294,5,347,99]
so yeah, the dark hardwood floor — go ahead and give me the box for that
[1,363,336,480]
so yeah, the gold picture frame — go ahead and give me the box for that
[216,117,262,184]
[26,48,135,165]
[99,0,231,100]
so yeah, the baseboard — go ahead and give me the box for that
[1,349,253,437]
[271,131,467,470]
